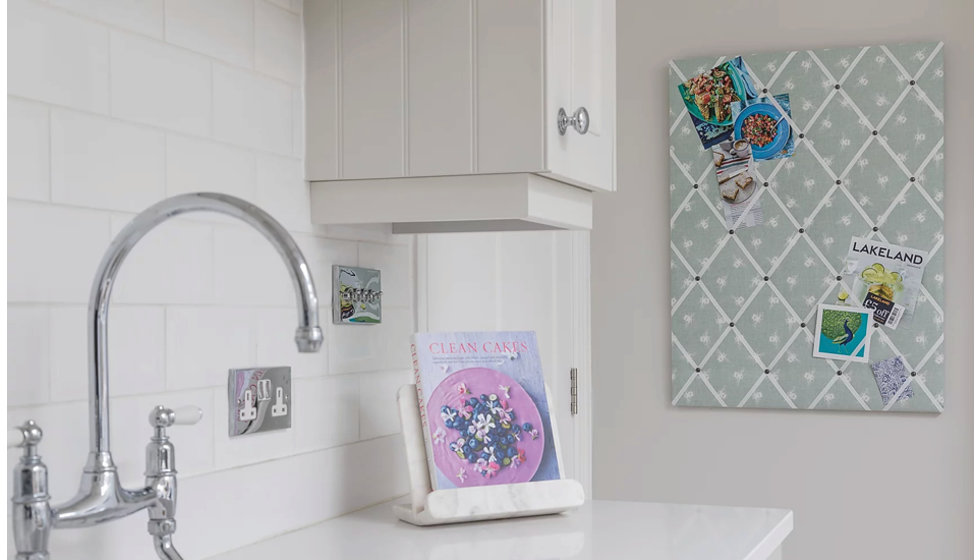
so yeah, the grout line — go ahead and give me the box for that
[7,93,300,160]
[32,0,301,88]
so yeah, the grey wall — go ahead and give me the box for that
[592,1,972,559]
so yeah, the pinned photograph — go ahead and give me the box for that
[712,135,762,229]
[730,93,796,160]
[812,304,872,363]
[842,236,927,318]
[677,57,757,149]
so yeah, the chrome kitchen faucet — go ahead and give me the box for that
[9,193,323,560]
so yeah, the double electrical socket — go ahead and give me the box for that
[228,366,291,437]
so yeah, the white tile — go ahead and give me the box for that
[48,0,164,38]
[7,97,50,202]
[358,242,413,308]
[166,307,255,390]
[328,306,414,374]
[50,305,166,402]
[8,202,111,303]
[213,65,293,154]
[178,435,408,559]
[294,374,359,452]
[7,401,90,503]
[48,305,88,402]
[110,31,211,135]
[8,0,110,113]
[255,0,302,84]
[211,386,296,469]
[212,225,296,306]
[51,109,166,212]
[358,370,412,440]
[292,86,303,158]
[293,234,358,297]
[255,307,330,378]
[165,0,253,67]
[7,305,51,406]
[108,215,214,304]
[166,135,256,199]
[110,306,168,396]
[255,154,311,233]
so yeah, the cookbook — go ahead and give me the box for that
[411,331,562,490]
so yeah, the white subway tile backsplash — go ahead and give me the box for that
[51,109,166,212]
[294,234,359,294]
[179,436,408,560]
[166,134,256,199]
[109,306,168,395]
[255,0,302,84]
[254,307,330,378]
[292,87,304,158]
[213,64,294,154]
[212,225,295,306]
[50,305,166,403]
[110,31,212,136]
[8,0,110,113]
[294,374,359,452]
[256,154,312,233]
[109,215,215,304]
[8,202,111,303]
[328,305,414,374]
[358,241,413,308]
[48,0,165,38]
[358,369,412,440]
[7,305,52,406]
[165,0,254,68]
[7,97,51,202]
[166,306,255,390]
[48,305,88,402]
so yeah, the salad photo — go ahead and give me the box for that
[677,56,756,149]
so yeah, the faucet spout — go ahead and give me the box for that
[58,193,322,523]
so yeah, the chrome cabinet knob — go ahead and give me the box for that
[557,106,590,135]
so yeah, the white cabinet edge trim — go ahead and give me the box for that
[310,172,593,233]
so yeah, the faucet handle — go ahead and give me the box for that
[149,405,203,429]
[8,420,43,453]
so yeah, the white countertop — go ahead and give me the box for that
[207,498,793,560]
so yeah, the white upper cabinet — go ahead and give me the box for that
[305,0,616,231]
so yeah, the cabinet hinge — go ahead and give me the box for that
[570,367,578,415]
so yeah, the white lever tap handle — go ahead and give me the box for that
[7,428,24,449]
[149,405,204,428]
[172,406,204,426]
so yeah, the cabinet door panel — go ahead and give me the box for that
[407,0,473,176]
[475,0,546,174]
[546,0,615,191]
[305,0,340,180]
[340,0,404,178]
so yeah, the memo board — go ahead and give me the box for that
[668,42,945,413]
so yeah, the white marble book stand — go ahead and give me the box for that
[393,384,585,526]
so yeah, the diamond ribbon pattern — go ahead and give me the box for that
[669,42,944,412]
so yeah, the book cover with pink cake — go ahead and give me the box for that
[411,331,562,491]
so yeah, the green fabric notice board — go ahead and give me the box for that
[669,42,945,412]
